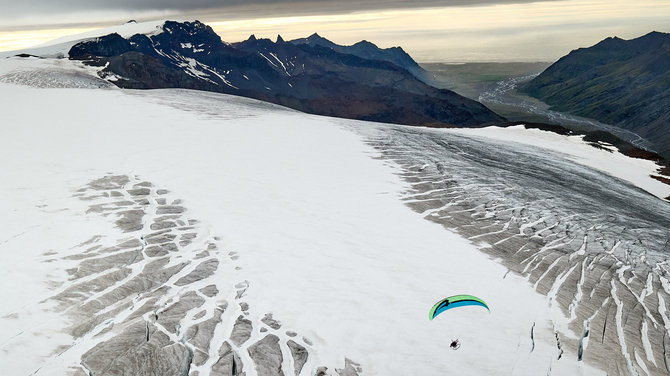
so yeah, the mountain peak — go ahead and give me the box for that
[590,32,670,49]
[591,36,625,49]
[288,33,337,49]
[276,34,285,44]
[161,20,217,37]
[306,33,331,43]
[287,31,422,72]
[638,30,670,41]
[354,40,376,47]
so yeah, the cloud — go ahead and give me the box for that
[1,0,560,26]
[1,0,668,61]
[1,0,554,12]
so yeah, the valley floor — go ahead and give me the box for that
[422,62,657,152]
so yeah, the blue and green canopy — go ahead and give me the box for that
[429,295,489,320]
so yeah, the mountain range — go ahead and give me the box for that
[68,20,503,127]
[520,31,670,157]
[288,32,426,79]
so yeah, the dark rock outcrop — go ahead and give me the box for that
[69,33,134,58]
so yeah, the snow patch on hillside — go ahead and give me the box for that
[0,56,112,88]
[40,20,169,47]
[446,125,670,200]
[0,20,173,59]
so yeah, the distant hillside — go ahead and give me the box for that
[288,33,427,79]
[520,31,670,157]
[67,21,503,127]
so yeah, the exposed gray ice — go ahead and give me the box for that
[28,174,357,376]
[357,123,670,375]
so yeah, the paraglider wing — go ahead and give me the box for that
[429,295,489,320]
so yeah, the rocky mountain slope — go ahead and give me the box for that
[288,32,426,79]
[520,31,670,157]
[66,20,503,127]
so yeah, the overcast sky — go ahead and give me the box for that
[1,0,668,62]
[1,0,559,24]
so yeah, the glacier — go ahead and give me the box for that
[1,55,670,375]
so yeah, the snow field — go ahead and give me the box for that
[0,82,605,375]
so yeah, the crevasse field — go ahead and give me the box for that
[2,56,670,376]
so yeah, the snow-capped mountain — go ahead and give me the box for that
[65,20,504,127]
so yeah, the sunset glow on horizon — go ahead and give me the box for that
[1,0,669,62]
